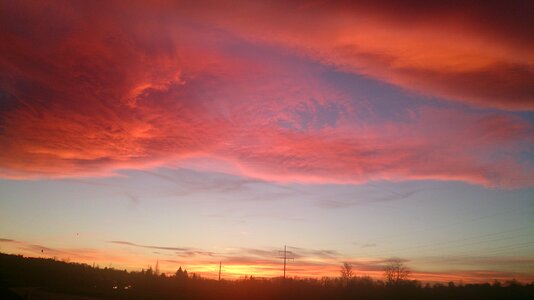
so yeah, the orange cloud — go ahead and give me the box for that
[186,0,534,110]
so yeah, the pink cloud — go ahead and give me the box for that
[220,107,534,187]
[0,1,533,188]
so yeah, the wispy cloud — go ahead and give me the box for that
[0,238,17,243]
[109,241,190,252]
[109,240,216,258]
[125,193,140,205]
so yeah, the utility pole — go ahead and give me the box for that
[283,246,286,279]
[218,261,222,281]
[277,245,294,279]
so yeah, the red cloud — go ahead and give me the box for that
[0,1,533,187]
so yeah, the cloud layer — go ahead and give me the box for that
[1,1,533,187]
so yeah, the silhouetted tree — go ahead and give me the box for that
[340,262,354,285]
[175,266,188,280]
[384,258,410,285]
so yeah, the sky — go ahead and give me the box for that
[0,0,533,283]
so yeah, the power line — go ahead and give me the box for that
[362,200,534,245]
[413,240,534,265]
[367,225,534,257]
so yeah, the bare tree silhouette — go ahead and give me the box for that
[340,262,354,285]
[384,258,410,285]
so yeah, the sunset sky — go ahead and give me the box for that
[1,1,533,283]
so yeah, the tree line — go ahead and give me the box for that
[0,252,532,300]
